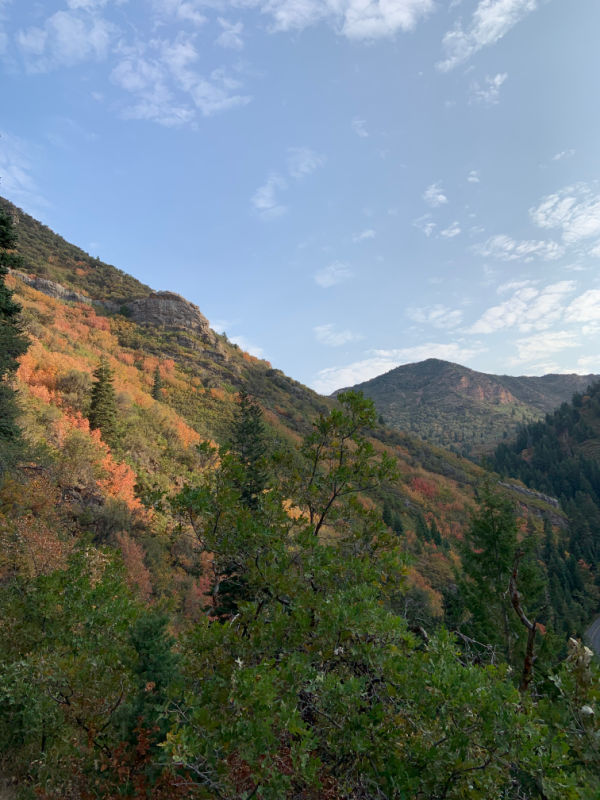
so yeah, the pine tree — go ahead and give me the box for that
[88,358,118,444]
[231,389,268,509]
[151,365,162,401]
[0,207,28,471]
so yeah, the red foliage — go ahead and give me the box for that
[410,476,437,500]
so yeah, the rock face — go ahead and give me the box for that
[125,291,216,343]
[10,270,92,305]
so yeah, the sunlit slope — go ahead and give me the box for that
[340,358,599,457]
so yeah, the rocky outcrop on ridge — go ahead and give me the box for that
[124,292,217,343]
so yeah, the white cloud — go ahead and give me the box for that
[564,289,600,324]
[287,146,325,179]
[470,281,576,334]
[312,341,484,394]
[438,0,537,72]
[552,149,575,162]
[152,0,207,26]
[251,173,287,219]
[259,0,434,41]
[314,324,362,347]
[352,118,369,138]
[423,182,447,208]
[111,36,251,125]
[230,334,264,358]
[0,130,46,209]
[352,228,375,242]
[440,221,461,238]
[17,10,115,71]
[407,304,463,329]
[413,213,436,237]
[216,18,244,49]
[467,170,480,183]
[474,233,564,262]
[314,261,352,288]
[511,331,578,365]
[470,72,507,105]
[530,183,600,244]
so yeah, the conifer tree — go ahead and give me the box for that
[0,207,28,470]
[231,389,268,509]
[151,365,162,401]
[88,358,118,444]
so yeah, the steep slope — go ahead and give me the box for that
[493,383,600,564]
[3,195,522,621]
[340,358,599,457]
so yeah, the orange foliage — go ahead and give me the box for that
[99,451,142,511]
[210,387,226,400]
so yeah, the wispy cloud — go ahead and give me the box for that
[440,221,461,238]
[469,72,507,105]
[530,183,600,244]
[17,9,116,72]
[260,0,434,41]
[352,228,375,242]
[251,173,287,219]
[413,213,436,237]
[152,0,207,26]
[314,261,352,288]
[552,149,575,162]
[312,341,484,394]
[474,233,564,262]
[287,146,325,179]
[511,330,578,366]
[564,289,600,324]
[314,323,362,347]
[438,0,537,72]
[469,281,576,334]
[467,170,480,183]
[216,18,244,50]
[352,118,369,138]
[407,304,463,329]
[423,182,447,208]
[111,36,251,125]
[0,130,46,209]
[230,334,265,358]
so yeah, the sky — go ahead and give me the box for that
[2,0,600,395]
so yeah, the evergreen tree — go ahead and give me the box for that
[0,207,28,471]
[151,365,162,401]
[88,358,118,444]
[231,389,268,509]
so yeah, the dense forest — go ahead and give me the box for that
[1,203,600,798]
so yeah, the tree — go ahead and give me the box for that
[152,365,163,401]
[230,389,267,509]
[168,396,590,799]
[88,358,118,444]
[0,206,28,471]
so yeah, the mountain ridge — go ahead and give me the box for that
[338,358,600,457]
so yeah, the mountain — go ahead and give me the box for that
[3,199,600,798]
[1,196,499,618]
[339,358,600,458]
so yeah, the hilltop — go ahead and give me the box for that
[339,358,599,457]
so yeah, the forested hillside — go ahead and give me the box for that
[494,382,600,593]
[342,358,599,457]
[1,200,600,799]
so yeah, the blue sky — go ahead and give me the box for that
[2,0,600,394]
